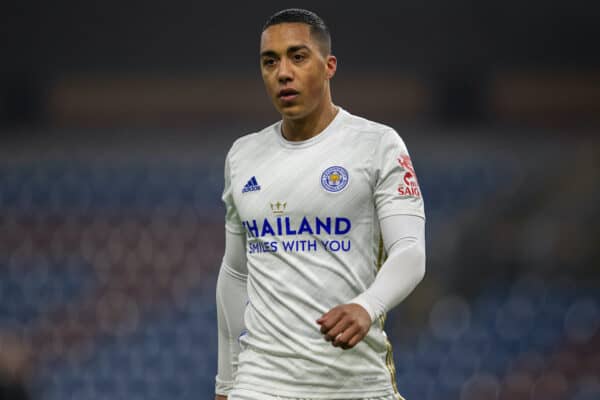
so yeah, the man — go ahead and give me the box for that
[216,8,426,400]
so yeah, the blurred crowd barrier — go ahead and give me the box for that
[41,70,600,129]
[489,70,600,127]
[46,74,429,127]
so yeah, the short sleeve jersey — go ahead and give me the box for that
[222,108,424,399]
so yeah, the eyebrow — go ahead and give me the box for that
[260,45,311,58]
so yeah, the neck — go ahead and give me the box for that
[281,101,339,142]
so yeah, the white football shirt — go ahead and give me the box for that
[222,108,425,399]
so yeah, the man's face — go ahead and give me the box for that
[260,23,336,120]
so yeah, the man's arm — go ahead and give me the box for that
[215,230,248,399]
[317,214,426,349]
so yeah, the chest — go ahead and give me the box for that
[230,145,375,224]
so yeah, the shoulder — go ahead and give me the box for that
[339,109,399,142]
[226,122,278,161]
[338,110,412,176]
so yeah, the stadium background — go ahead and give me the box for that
[2,1,600,399]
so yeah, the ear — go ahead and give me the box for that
[325,55,337,80]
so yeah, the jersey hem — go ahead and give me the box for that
[234,382,396,399]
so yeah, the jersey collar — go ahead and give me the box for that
[275,107,348,149]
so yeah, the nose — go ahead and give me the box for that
[277,57,293,83]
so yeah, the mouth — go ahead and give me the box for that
[278,88,300,102]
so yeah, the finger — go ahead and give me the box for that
[320,314,342,336]
[317,305,339,324]
[346,332,366,349]
[316,315,329,326]
[324,317,353,342]
[333,324,360,347]
[316,312,328,324]
[339,333,362,350]
[319,310,342,335]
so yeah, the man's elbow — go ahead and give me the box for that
[412,241,426,286]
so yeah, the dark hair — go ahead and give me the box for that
[262,8,331,55]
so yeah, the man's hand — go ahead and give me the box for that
[316,303,372,350]
[215,395,227,400]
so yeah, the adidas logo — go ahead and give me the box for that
[242,176,261,193]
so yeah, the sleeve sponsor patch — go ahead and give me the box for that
[397,155,421,198]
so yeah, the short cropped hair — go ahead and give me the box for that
[262,8,332,56]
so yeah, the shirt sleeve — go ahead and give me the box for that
[350,214,426,322]
[222,149,246,235]
[215,230,248,395]
[374,129,425,219]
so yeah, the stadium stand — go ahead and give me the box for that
[0,132,598,400]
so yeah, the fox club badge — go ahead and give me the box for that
[321,166,349,193]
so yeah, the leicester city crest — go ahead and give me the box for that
[321,166,349,193]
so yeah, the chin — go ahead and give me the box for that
[277,104,306,119]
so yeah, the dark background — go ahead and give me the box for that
[1,2,599,400]
[3,0,600,127]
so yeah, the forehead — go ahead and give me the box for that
[260,23,316,53]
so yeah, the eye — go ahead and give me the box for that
[262,58,277,67]
[292,53,306,62]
